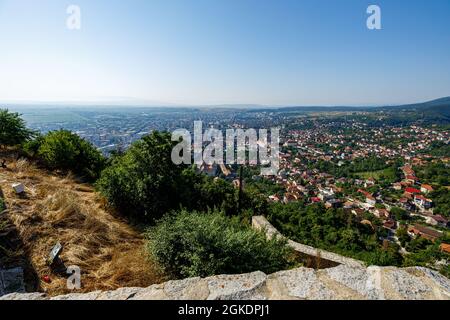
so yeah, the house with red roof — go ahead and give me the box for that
[440,243,450,254]
[405,175,419,184]
[311,197,321,203]
[425,215,449,228]
[401,165,415,176]
[383,219,397,230]
[405,187,421,195]
[357,189,372,198]
[420,184,434,194]
[408,224,442,241]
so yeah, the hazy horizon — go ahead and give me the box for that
[1,95,450,109]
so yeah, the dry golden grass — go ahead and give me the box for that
[0,151,165,296]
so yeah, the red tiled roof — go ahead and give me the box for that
[432,215,448,224]
[409,224,442,239]
[405,187,421,194]
[415,194,432,202]
[440,243,450,254]
[358,189,372,197]
[402,166,415,175]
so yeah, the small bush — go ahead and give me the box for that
[146,210,293,278]
[22,133,45,156]
[96,131,185,221]
[28,130,105,181]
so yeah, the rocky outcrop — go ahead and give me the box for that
[1,264,449,300]
[252,216,365,268]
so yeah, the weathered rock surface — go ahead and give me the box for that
[1,264,449,300]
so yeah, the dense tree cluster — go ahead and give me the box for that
[415,162,450,186]
[310,156,402,183]
[267,202,403,266]
[429,187,450,218]
[268,201,449,275]
[421,141,450,157]
[96,131,269,222]
[415,162,450,217]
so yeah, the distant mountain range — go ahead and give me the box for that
[3,96,450,119]
[243,97,450,125]
[381,96,450,116]
[258,96,449,112]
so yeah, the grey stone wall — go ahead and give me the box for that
[1,264,449,300]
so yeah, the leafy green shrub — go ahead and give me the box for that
[147,210,293,278]
[97,131,260,222]
[30,130,105,181]
[22,133,45,157]
[0,109,34,147]
[97,131,185,221]
[177,167,241,216]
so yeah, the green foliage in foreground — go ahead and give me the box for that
[147,210,294,278]
[97,131,269,222]
[24,130,105,181]
[97,131,183,221]
[0,109,34,147]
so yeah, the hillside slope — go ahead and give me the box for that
[382,96,450,120]
[0,150,163,296]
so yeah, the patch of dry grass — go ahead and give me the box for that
[0,150,165,296]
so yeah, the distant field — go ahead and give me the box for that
[8,107,88,125]
[355,169,389,180]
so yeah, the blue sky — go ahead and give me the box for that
[0,0,449,106]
